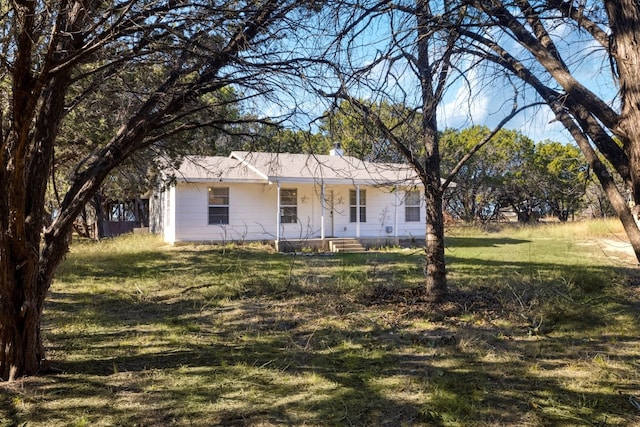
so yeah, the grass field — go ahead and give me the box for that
[1,219,640,426]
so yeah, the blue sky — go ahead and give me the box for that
[435,20,617,145]
[250,4,618,147]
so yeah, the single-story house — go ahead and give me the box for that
[150,148,432,250]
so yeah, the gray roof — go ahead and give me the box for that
[174,156,266,183]
[175,151,423,186]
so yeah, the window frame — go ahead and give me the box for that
[280,188,298,224]
[208,186,229,225]
[349,189,367,223]
[405,189,421,222]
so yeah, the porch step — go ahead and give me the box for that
[329,239,366,253]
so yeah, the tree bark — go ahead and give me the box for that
[423,183,447,302]
[0,0,77,380]
[0,262,50,380]
[605,0,640,203]
[417,0,447,302]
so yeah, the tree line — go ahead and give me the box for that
[239,115,602,225]
[59,94,603,239]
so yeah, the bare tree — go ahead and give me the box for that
[301,0,458,301]
[457,0,640,260]
[304,0,530,301]
[0,0,316,380]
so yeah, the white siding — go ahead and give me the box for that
[395,187,427,238]
[278,184,323,240]
[164,186,176,244]
[173,182,275,242]
[326,185,425,238]
[169,181,428,243]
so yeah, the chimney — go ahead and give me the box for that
[330,142,344,157]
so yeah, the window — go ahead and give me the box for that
[280,188,297,224]
[208,187,229,224]
[349,189,366,222]
[405,190,421,222]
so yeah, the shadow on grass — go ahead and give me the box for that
[24,279,640,425]
[2,238,639,426]
[56,245,289,284]
[446,236,532,248]
[27,312,640,426]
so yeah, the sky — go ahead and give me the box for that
[433,19,617,145]
[249,2,618,148]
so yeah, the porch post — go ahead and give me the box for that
[356,184,361,238]
[394,185,399,238]
[276,181,281,242]
[320,183,326,240]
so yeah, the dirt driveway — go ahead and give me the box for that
[593,237,638,265]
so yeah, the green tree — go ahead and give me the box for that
[441,126,535,222]
[238,124,330,155]
[533,141,589,221]
[442,128,590,223]
[459,0,640,260]
[320,99,421,162]
[55,79,243,238]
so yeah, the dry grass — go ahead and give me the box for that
[1,219,640,426]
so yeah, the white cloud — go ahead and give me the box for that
[438,67,492,129]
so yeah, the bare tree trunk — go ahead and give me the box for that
[424,184,447,301]
[606,0,640,203]
[417,0,447,302]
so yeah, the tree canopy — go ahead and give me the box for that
[0,0,319,380]
[456,0,640,256]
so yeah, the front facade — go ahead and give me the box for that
[150,151,428,247]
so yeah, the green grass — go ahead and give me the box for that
[1,219,640,426]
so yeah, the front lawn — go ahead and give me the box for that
[2,219,639,426]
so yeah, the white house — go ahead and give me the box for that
[150,149,430,250]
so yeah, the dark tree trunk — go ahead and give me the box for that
[606,1,640,202]
[0,263,50,380]
[424,184,447,302]
[94,194,106,240]
[604,0,640,258]
[417,0,447,302]
[0,0,302,380]
[1,0,88,379]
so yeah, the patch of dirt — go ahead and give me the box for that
[589,238,638,265]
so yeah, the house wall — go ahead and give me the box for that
[171,182,274,242]
[325,185,425,239]
[164,186,176,244]
[166,181,427,244]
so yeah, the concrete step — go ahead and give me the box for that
[329,239,366,253]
